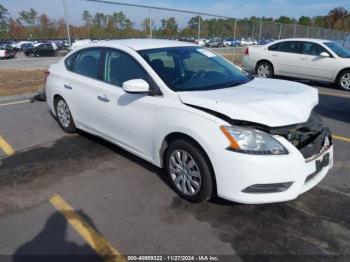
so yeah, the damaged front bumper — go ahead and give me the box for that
[211,111,334,204]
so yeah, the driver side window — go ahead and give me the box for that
[302,42,329,56]
[103,49,148,87]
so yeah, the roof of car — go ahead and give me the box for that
[272,38,333,44]
[96,39,198,51]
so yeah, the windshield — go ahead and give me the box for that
[138,46,252,92]
[324,42,350,58]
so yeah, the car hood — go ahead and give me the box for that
[177,78,318,127]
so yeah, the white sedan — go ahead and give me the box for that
[46,39,333,204]
[242,38,350,90]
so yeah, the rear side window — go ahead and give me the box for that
[103,49,148,87]
[73,48,102,79]
[268,43,279,51]
[276,41,301,54]
[65,53,76,71]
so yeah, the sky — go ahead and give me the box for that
[2,0,350,28]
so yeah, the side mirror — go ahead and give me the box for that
[122,79,149,94]
[320,52,330,58]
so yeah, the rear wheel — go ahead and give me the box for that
[337,70,350,91]
[256,61,274,78]
[55,97,76,133]
[165,139,213,203]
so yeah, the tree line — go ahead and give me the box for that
[0,4,349,40]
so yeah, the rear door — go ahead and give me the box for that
[272,41,303,77]
[298,41,335,81]
[62,47,104,131]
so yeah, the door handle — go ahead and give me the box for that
[64,84,73,90]
[97,95,110,103]
[272,54,278,57]
[301,57,308,60]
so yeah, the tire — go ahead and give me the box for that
[165,139,213,203]
[54,97,76,133]
[336,69,350,91]
[256,61,274,78]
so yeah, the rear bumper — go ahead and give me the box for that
[241,56,256,72]
[211,137,333,204]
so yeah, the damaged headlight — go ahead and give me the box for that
[220,126,288,155]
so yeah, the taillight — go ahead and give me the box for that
[244,47,249,55]
[44,70,50,83]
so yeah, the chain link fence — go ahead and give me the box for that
[0,0,349,96]
[1,0,349,46]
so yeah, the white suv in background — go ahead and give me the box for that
[46,39,333,204]
[242,38,350,90]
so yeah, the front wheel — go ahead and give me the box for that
[165,139,213,203]
[337,70,350,91]
[256,61,274,78]
[55,97,76,133]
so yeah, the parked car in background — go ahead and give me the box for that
[46,39,333,204]
[258,38,273,45]
[24,43,57,57]
[206,39,224,48]
[71,39,92,50]
[223,38,240,47]
[0,44,16,59]
[12,41,33,51]
[240,38,258,46]
[242,38,350,91]
[196,39,206,47]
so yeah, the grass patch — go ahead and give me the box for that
[0,69,45,96]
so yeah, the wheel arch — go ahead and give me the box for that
[159,132,217,196]
[255,59,274,71]
[335,67,350,83]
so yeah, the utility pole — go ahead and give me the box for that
[233,19,237,40]
[279,23,282,39]
[149,8,152,38]
[258,20,262,44]
[198,15,201,41]
[63,0,71,49]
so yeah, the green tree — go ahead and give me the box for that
[275,16,294,24]
[298,16,311,26]
[313,16,325,27]
[111,11,128,29]
[82,10,93,27]
[0,4,9,31]
[160,17,178,37]
[18,8,38,26]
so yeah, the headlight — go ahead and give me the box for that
[220,126,288,155]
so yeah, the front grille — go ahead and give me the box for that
[269,112,332,159]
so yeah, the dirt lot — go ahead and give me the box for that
[0,47,244,97]
[0,69,45,96]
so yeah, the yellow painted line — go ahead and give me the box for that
[0,136,14,156]
[333,134,350,143]
[0,99,31,107]
[318,91,350,99]
[50,194,125,262]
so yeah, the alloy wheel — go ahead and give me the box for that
[169,149,201,196]
[56,99,71,128]
[340,73,350,90]
[257,64,271,78]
